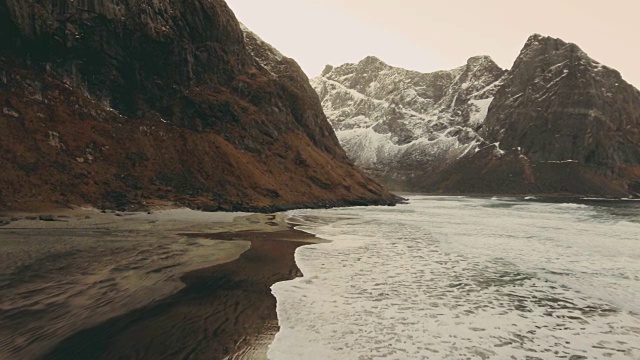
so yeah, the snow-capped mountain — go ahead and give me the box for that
[313,35,640,197]
[312,55,505,188]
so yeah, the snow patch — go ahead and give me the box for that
[541,160,579,164]
[468,98,493,125]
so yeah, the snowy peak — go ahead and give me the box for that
[512,33,589,74]
[486,32,630,117]
[519,33,593,59]
[466,55,499,69]
[524,33,568,48]
[358,55,388,67]
[447,56,506,104]
[521,33,579,55]
[311,54,506,188]
[319,54,504,108]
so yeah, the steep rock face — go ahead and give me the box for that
[0,0,396,211]
[315,35,640,197]
[481,35,640,173]
[435,35,640,197]
[311,55,505,188]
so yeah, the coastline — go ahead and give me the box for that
[0,208,318,360]
[392,191,639,202]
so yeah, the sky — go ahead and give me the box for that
[225,0,640,88]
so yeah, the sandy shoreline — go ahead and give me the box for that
[0,208,317,360]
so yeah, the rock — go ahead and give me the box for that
[38,215,57,221]
[321,65,334,77]
[569,355,588,360]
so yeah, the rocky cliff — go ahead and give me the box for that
[479,35,640,188]
[314,35,640,197]
[0,0,397,211]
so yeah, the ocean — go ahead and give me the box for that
[268,196,640,359]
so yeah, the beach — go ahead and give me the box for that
[0,207,316,359]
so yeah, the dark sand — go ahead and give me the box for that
[41,228,316,360]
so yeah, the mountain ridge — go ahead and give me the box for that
[312,34,640,197]
[312,50,506,189]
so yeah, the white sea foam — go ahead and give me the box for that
[268,196,640,359]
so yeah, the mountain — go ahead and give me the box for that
[312,55,506,189]
[313,35,640,197]
[0,0,398,212]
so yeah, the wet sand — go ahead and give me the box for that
[43,229,315,360]
[0,209,315,360]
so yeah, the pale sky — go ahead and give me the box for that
[226,0,640,88]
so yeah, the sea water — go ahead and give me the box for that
[268,196,640,359]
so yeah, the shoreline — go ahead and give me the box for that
[391,192,639,202]
[42,227,316,360]
[0,208,316,359]
[0,195,403,215]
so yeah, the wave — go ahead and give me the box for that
[269,197,640,359]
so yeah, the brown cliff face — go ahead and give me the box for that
[0,0,397,211]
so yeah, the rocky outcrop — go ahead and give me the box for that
[0,0,397,211]
[314,35,640,197]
